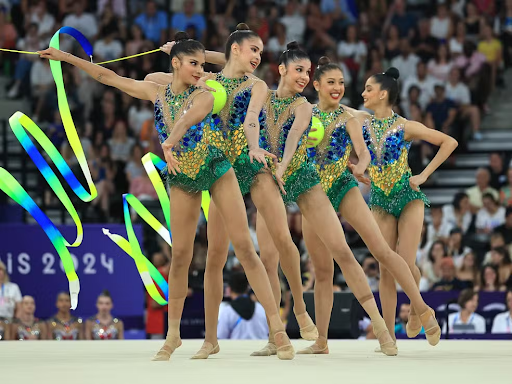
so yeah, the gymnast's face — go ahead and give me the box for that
[56,293,71,312]
[231,37,263,74]
[314,68,345,109]
[172,51,206,86]
[97,296,113,315]
[279,59,311,94]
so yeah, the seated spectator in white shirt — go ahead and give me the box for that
[442,289,486,334]
[465,168,499,212]
[390,38,420,81]
[93,25,123,63]
[427,205,453,244]
[476,193,506,235]
[401,61,438,110]
[442,192,474,235]
[217,272,268,340]
[0,261,22,320]
[491,290,512,334]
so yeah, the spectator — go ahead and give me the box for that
[499,169,512,206]
[491,289,512,334]
[456,252,480,288]
[490,247,512,285]
[465,168,499,211]
[488,152,507,190]
[483,232,509,265]
[400,85,421,119]
[280,1,306,44]
[11,296,47,340]
[394,303,424,335]
[386,0,416,39]
[426,205,453,244]
[476,265,506,292]
[464,2,485,43]
[390,38,420,82]
[0,260,22,320]
[449,21,467,58]
[476,193,506,234]
[85,290,124,340]
[135,0,168,45]
[479,23,504,93]
[24,0,55,45]
[495,0,512,68]
[98,3,126,42]
[427,43,453,82]
[445,67,482,142]
[62,2,98,41]
[171,0,206,41]
[443,192,474,234]
[362,256,379,292]
[447,228,473,268]
[432,257,470,291]
[0,7,18,51]
[425,84,458,134]
[97,0,127,19]
[401,61,438,110]
[429,2,452,41]
[217,272,269,340]
[411,18,437,62]
[494,207,512,244]
[267,22,288,62]
[93,25,124,63]
[46,292,83,340]
[108,120,135,163]
[245,5,269,43]
[383,25,401,61]
[442,289,486,334]
[422,240,447,287]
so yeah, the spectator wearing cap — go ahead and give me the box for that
[476,193,506,234]
[432,257,471,291]
[217,272,269,340]
[170,0,206,41]
[491,289,512,334]
[135,0,168,45]
[425,83,458,134]
[465,168,499,212]
[442,289,486,334]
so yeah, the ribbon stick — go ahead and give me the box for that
[103,153,211,304]
[0,27,97,309]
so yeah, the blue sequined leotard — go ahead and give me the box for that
[208,73,266,195]
[154,84,231,193]
[308,105,358,210]
[363,113,429,217]
[260,91,320,204]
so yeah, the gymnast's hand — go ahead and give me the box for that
[162,140,181,175]
[409,173,427,192]
[160,41,175,55]
[274,161,287,195]
[348,161,370,186]
[38,47,70,62]
[248,147,276,168]
[196,72,216,92]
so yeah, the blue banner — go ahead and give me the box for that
[0,224,144,320]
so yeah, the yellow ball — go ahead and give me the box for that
[205,79,227,115]
[306,116,325,148]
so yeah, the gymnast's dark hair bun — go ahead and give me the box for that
[286,41,300,50]
[317,56,331,67]
[236,22,250,31]
[384,67,400,80]
[174,31,190,42]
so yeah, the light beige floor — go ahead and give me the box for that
[1,339,510,384]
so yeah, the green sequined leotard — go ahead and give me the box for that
[154,84,231,193]
[207,73,266,195]
[260,91,320,204]
[308,105,358,210]
[363,113,429,218]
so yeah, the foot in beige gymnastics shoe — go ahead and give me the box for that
[191,341,220,359]
[297,338,329,355]
[420,307,441,346]
[371,320,398,356]
[250,342,277,356]
[406,312,422,338]
[152,335,182,361]
[295,311,319,341]
[274,331,295,360]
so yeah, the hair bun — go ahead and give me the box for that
[236,23,250,31]
[384,67,400,80]
[317,56,331,67]
[286,41,300,50]
[174,31,189,42]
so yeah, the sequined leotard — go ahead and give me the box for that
[88,316,121,340]
[154,84,231,193]
[208,73,266,195]
[308,105,358,210]
[261,91,320,204]
[47,316,82,340]
[12,318,45,340]
[363,113,429,217]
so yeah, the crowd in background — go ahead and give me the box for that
[1,0,512,337]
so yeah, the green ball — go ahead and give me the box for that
[205,79,227,115]
[306,116,325,148]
